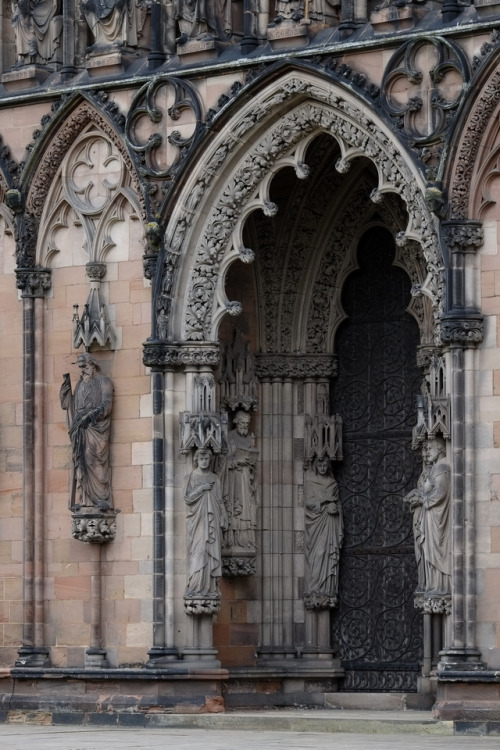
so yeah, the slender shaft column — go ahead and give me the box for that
[85,544,109,667]
[149,0,166,68]
[147,368,178,665]
[15,265,51,668]
[61,0,77,79]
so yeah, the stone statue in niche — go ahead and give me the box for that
[82,0,138,49]
[273,0,305,22]
[403,436,451,596]
[184,448,228,613]
[60,353,113,513]
[220,411,259,553]
[174,0,231,43]
[12,0,63,65]
[303,456,343,610]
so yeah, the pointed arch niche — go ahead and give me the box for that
[158,69,461,696]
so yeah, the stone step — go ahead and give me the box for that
[146,709,454,736]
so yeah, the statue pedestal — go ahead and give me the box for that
[474,0,500,16]
[2,65,53,92]
[268,22,308,50]
[177,38,219,64]
[86,51,132,77]
[370,6,424,33]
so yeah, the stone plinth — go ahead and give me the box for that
[1,65,53,92]
[86,51,132,77]
[474,0,500,16]
[370,6,424,32]
[267,22,308,50]
[177,38,219,64]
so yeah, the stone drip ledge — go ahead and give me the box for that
[9,667,228,680]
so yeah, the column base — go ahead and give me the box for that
[146,647,180,668]
[15,646,51,668]
[437,648,485,672]
[85,648,110,669]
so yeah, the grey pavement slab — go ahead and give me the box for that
[0,726,500,750]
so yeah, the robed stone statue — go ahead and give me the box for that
[60,353,113,513]
[304,456,343,610]
[184,448,228,612]
[404,437,451,596]
[12,0,62,65]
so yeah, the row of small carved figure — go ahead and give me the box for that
[10,0,422,69]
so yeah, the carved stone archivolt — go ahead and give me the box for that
[158,74,441,345]
[449,67,500,220]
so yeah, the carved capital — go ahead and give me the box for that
[440,314,484,346]
[441,220,484,254]
[414,593,451,615]
[15,267,51,298]
[304,593,338,611]
[255,354,337,380]
[85,262,107,281]
[71,512,118,544]
[184,595,221,616]
[143,341,221,369]
[222,556,256,577]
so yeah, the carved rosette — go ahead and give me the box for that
[184,595,221,616]
[255,354,337,380]
[414,593,451,615]
[15,267,52,297]
[71,512,118,543]
[440,315,484,346]
[143,342,221,369]
[222,556,256,577]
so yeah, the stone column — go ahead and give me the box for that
[14,266,52,668]
[438,220,485,672]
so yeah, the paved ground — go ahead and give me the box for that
[1,725,499,750]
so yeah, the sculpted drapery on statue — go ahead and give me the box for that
[184,448,228,614]
[175,0,231,42]
[404,437,451,596]
[82,0,138,48]
[304,456,343,610]
[60,353,113,513]
[220,411,259,553]
[12,0,63,65]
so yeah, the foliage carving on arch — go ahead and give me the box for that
[161,77,440,344]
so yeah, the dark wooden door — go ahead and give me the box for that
[331,226,423,692]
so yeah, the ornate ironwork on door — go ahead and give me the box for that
[331,226,423,692]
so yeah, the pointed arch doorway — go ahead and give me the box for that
[331,226,423,692]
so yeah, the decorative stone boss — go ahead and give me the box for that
[60,352,118,543]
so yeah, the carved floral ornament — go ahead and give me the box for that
[158,75,442,345]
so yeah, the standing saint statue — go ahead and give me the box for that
[304,456,343,610]
[404,436,451,596]
[12,0,63,65]
[184,449,228,607]
[60,353,113,513]
[175,0,231,43]
[82,0,138,48]
[220,411,259,553]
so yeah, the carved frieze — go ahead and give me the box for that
[255,354,337,380]
[142,342,221,369]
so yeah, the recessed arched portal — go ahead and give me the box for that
[216,134,425,689]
